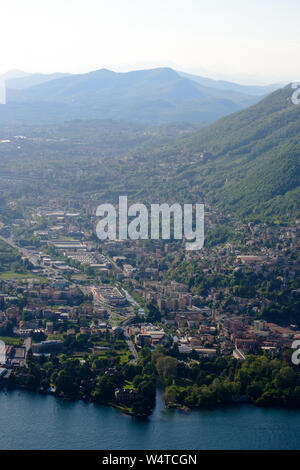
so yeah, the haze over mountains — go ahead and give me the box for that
[0,67,280,125]
[177,71,280,97]
[5,72,70,90]
[0,66,298,221]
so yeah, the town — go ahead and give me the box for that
[0,197,299,412]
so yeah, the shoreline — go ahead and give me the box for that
[3,385,300,416]
[0,385,153,418]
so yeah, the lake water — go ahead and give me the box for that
[1,389,300,450]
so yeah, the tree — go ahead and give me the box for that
[55,371,79,397]
[164,385,178,405]
[146,301,161,323]
[156,356,178,380]
[93,376,115,403]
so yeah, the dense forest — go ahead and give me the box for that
[154,346,300,408]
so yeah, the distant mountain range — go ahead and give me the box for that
[177,71,280,96]
[0,67,280,125]
[5,72,70,90]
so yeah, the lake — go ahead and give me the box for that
[1,389,300,450]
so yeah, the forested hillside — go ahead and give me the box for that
[167,85,300,221]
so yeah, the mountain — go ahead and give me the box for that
[0,69,31,81]
[177,71,282,96]
[170,85,300,221]
[5,72,70,89]
[0,82,297,223]
[0,67,272,125]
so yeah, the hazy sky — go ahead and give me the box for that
[1,0,300,84]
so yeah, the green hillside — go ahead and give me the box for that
[176,85,300,221]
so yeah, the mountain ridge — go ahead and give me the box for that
[0,67,275,125]
[169,85,300,221]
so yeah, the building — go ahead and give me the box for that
[92,286,127,307]
[45,322,54,335]
[115,388,136,402]
[235,338,258,352]
[236,255,266,265]
[135,334,152,347]
[194,348,217,358]
[31,340,64,355]
[254,320,267,332]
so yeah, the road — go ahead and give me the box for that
[0,234,75,279]
[1,232,139,362]
[0,234,40,267]
[23,337,32,353]
[125,337,138,363]
[233,348,246,360]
